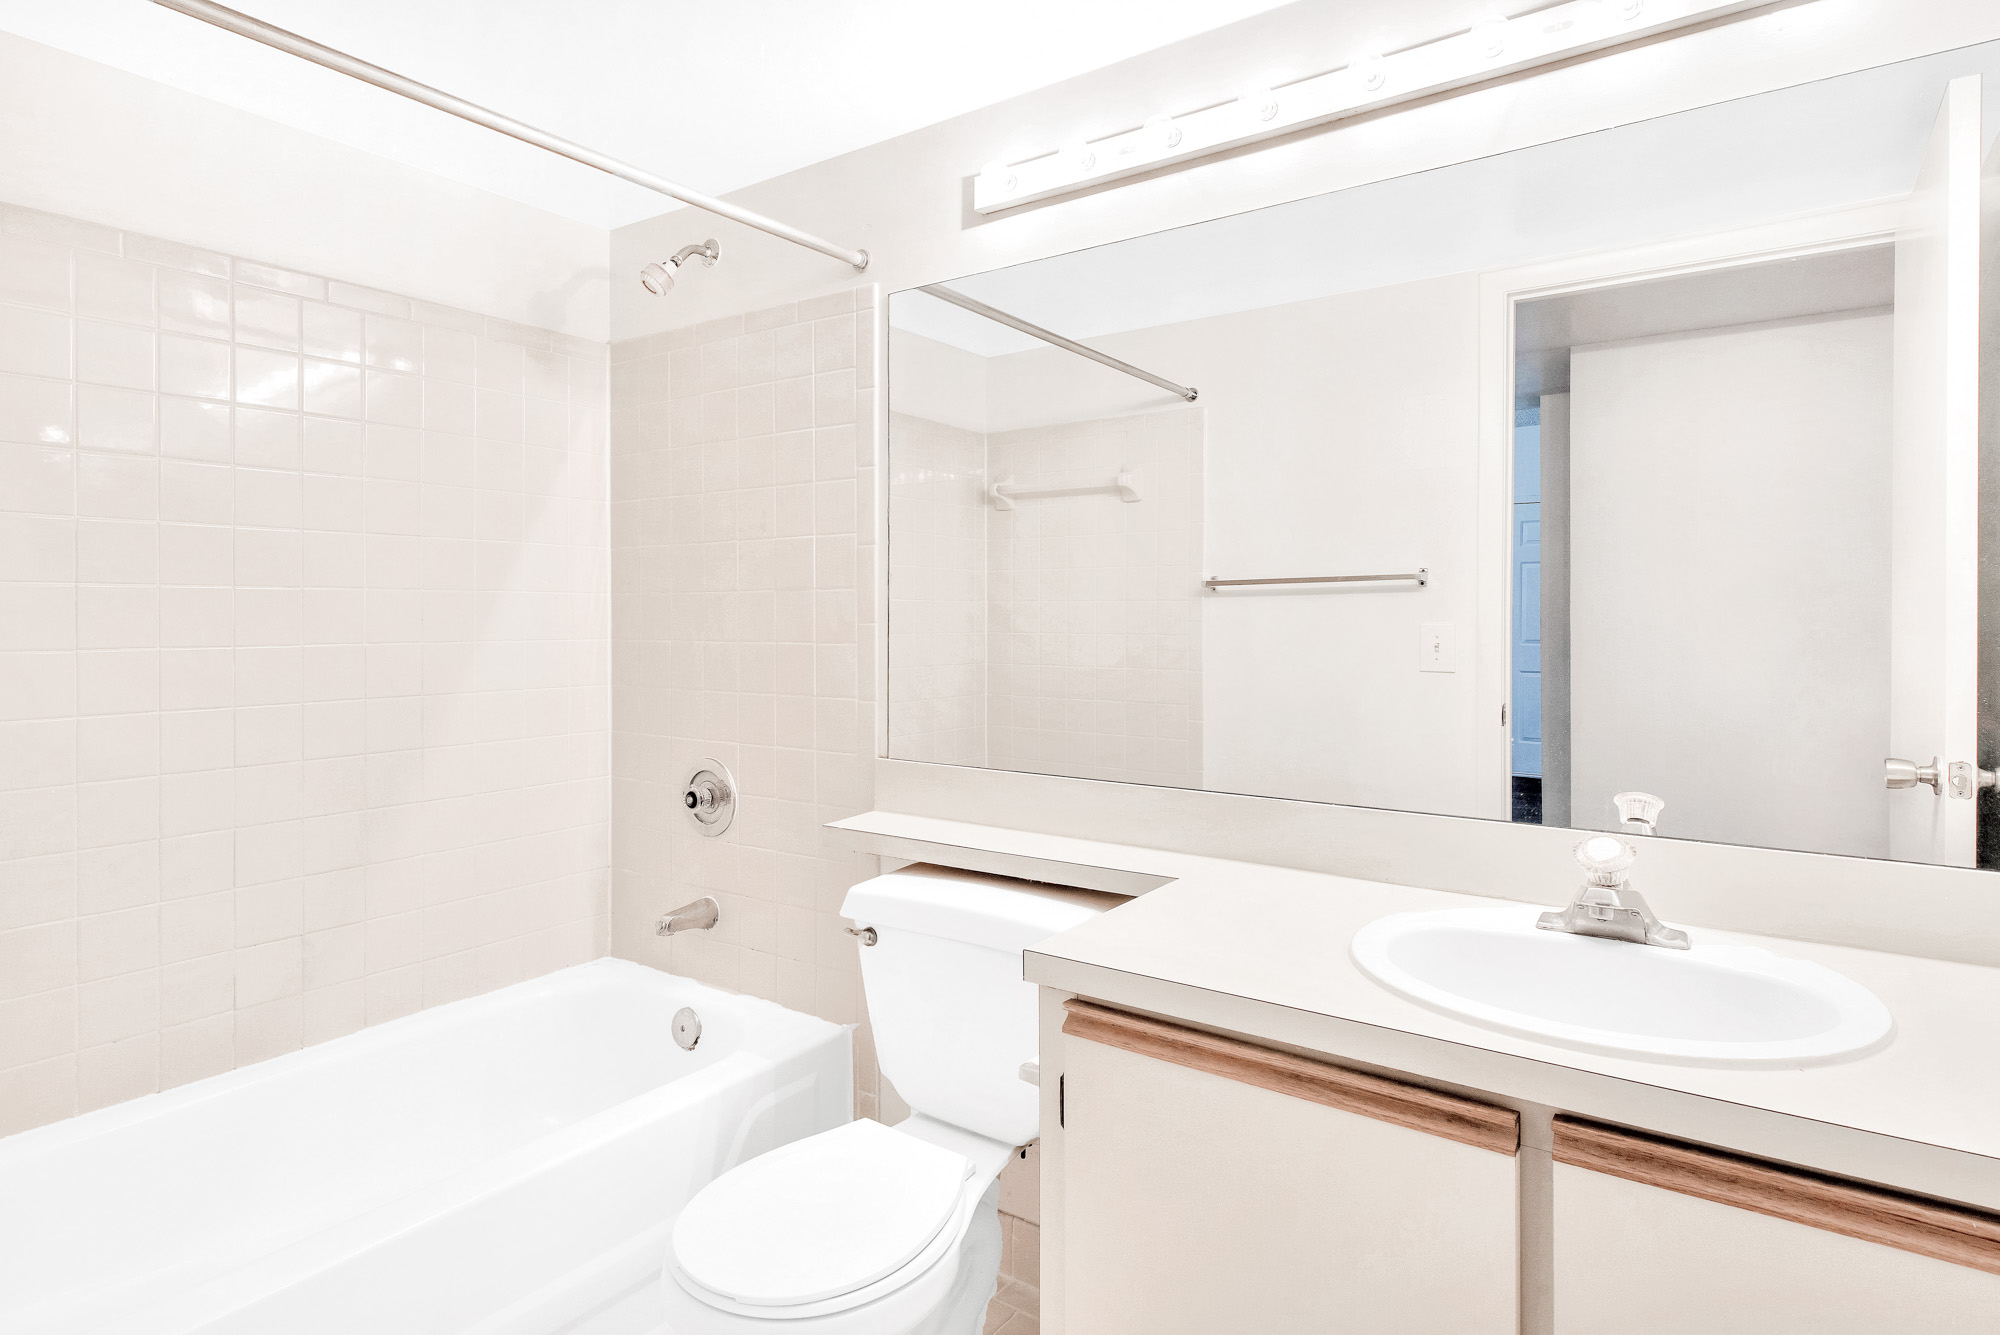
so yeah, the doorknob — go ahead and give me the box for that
[1884,756,1942,793]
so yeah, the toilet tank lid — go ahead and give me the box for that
[841,865,1118,951]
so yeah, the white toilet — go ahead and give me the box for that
[657,865,1110,1334]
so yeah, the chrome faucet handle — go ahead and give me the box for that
[1612,791,1665,836]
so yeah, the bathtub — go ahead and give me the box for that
[0,959,851,1335]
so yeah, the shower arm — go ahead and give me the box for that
[147,0,870,272]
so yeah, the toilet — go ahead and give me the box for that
[657,865,1112,1334]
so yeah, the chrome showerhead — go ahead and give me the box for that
[639,239,720,296]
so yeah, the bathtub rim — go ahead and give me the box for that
[0,958,841,1164]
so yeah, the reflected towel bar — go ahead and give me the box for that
[991,472,1141,511]
[1203,570,1428,590]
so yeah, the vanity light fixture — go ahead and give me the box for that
[972,0,1774,213]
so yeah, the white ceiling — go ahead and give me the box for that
[891,39,2000,359]
[0,0,1296,230]
[1514,245,1896,405]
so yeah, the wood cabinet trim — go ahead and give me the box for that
[1061,998,1519,1155]
[1553,1116,2000,1277]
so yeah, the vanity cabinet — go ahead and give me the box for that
[1056,1001,1520,1335]
[1551,1118,2000,1334]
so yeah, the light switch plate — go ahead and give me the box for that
[1420,622,1456,672]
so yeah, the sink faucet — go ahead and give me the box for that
[1536,835,1690,950]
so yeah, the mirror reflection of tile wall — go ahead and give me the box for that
[887,39,2000,871]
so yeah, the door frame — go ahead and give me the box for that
[1472,199,1904,819]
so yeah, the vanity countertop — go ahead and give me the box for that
[832,811,2000,1212]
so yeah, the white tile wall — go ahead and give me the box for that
[0,203,611,1135]
[887,405,1204,790]
[608,288,891,1116]
[886,411,987,766]
[986,408,1202,788]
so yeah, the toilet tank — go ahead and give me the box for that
[840,865,1118,1146]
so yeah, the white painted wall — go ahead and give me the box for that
[1568,313,1894,855]
[0,32,609,341]
[967,277,1484,814]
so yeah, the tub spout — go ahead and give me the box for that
[657,897,721,936]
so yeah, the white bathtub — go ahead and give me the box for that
[0,959,851,1335]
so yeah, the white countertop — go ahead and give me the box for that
[833,811,2000,1211]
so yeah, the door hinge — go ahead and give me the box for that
[1058,1074,1065,1127]
[1501,703,1508,726]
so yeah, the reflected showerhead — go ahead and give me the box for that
[639,239,720,296]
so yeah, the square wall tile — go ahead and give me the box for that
[0,306,72,379]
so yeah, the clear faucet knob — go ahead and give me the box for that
[1574,834,1635,886]
[1613,791,1665,835]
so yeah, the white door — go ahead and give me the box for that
[1887,75,1983,866]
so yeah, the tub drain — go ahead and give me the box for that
[672,1006,702,1050]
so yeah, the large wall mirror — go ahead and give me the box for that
[886,42,2000,869]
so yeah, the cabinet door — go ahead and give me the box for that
[1553,1118,2000,1334]
[1060,1002,1519,1335]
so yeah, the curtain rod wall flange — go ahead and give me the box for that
[148,0,871,272]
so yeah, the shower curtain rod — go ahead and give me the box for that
[918,285,1197,402]
[148,0,870,271]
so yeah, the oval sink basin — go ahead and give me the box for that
[1350,905,1892,1068]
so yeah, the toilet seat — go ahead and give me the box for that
[669,1119,979,1319]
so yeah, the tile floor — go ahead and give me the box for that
[985,1209,1041,1335]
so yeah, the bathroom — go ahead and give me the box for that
[3,0,1999,1331]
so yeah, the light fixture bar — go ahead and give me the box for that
[974,0,1772,214]
[919,285,1197,402]
[149,0,870,271]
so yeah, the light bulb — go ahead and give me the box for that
[1238,84,1279,123]
[981,158,1019,198]
[1473,18,1507,59]
[1351,52,1386,94]
[1064,137,1097,174]
[1144,114,1183,151]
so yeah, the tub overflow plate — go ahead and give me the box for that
[672,1006,702,1050]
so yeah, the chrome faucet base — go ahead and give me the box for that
[1537,833,1691,951]
[1536,890,1690,950]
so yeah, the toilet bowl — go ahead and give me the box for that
[656,1118,1007,1334]
[657,866,1113,1335]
